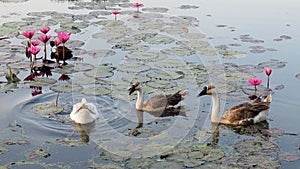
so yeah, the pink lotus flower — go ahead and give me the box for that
[31,40,40,46]
[248,78,262,91]
[264,68,272,76]
[112,11,120,21]
[22,30,35,39]
[133,2,143,12]
[264,68,272,89]
[57,32,71,44]
[40,27,50,34]
[28,46,40,55]
[38,35,51,43]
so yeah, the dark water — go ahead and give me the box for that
[0,0,299,168]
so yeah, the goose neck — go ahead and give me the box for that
[136,88,143,110]
[211,92,220,123]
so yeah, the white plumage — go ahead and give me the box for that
[70,98,99,124]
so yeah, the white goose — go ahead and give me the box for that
[198,84,272,125]
[70,98,99,124]
[128,82,188,116]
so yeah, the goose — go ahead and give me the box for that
[128,82,188,116]
[70,98,99,124]
[198,84,272,125]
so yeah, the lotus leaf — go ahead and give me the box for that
[133,32,158,41]
[126,158,154,169]
[150,161,183,169]
[100,151,130,162]
[155,59,188,68]
[237,154,280,168]
[143,35,174,45]
[31,102,63,115]
[160,47,195,57]
[50,84,83,93]
[84,64,114,78]
[122,75,151,83]
[147,69,184,80]
[180,32,205,39]
[92,31,125,41]
[0,146,9,154]
[258,59,286,69]
[160,26,189,35]
[218,50,247,59]
[80,86,111,96]
[27,78,57,86]
[142,7,169,13]
[146,80,177,89]
[217,71,254,82]
[71,75,96,85]
[117,62,150,73]
[126,51,159,61]
[88,49,116,58]
[234,139,279,154]
[169,16,199,26]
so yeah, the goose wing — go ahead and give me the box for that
[166,91,182,106]
[223,102,269,123]
[143,94,168,109]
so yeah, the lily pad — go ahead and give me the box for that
[279,152,300,162]
[27,77,57,86]
[146,80,177,89]
[126,51,159,61]
[160,26,189,35]
[31,102,63,115]
[150,161,183,169]
[258,59,286,69]
[50,84,83,93]
[88,49,116,58]
[71,75,96,85]
[142,7,169,13]
[0,54,24,64]
[218,50,247,59]
[234,139,279,154]
[0,26,19,37]
[147,69,184,80]
[0,146,9,154]
[117,62,151,73]
[126,157,154,169]
[237,154,280,169]
[84,64,114,78]
[80,86,111,96]
[180,32,205,39]
[155,59,188,68]
[122,75,151,83]
[216,71,254,83]
[160,46,195,57]
[143,35,174,45]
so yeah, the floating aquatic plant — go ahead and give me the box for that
[31,102,63,115]
[80,86,111,96]
[237,154,280,168]
[57,31,71,65]
[117,62,150,73]
[50,84,83,93]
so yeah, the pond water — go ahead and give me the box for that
[0,0,299,168]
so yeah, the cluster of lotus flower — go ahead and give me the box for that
[248,68,272,93]
[111,2,143,20]
[22,27,72,81]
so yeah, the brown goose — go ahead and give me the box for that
[128,82,188,116]
[198,84,272,125]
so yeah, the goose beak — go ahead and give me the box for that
[197,89,207,97]
[128,85,135,95]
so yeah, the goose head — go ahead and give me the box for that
[198,84,216,96]
[128,82,141,95]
